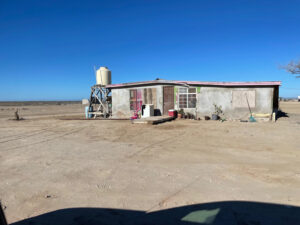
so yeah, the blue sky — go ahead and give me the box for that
[0,0,300,100]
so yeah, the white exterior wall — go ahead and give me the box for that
[111,85,163,118]
[111,89,131,118]
[196,86,274,119]
[112,85,275,120]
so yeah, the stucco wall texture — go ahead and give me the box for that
[111,85,275,120]
[195,86,274,120]
[112,85,163,118]
[111,89,130,118]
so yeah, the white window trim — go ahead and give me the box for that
[178,87,197,109]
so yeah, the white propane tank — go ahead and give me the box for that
[96,67,111,86]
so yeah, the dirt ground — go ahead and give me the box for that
[0,102,300,224]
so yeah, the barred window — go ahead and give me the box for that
[130,89,143,111]
[179,88,196,108]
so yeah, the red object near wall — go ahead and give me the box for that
[168,110,177,118]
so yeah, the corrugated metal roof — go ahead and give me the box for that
[104,79,281,89]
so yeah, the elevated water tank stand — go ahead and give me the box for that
[88,85,111,118]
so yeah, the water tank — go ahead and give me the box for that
[96,67,111,86]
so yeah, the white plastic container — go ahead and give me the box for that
[142,104,154,118]
[96,67,111,86]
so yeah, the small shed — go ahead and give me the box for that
[106,79,281,120]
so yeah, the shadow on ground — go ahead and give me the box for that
[277,110,289,119]
[9,201,300,225]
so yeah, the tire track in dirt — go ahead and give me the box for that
[126,131,185,159]
[146,175,200,212]
[97,130,187,192]
[0,127,58,144]
[1,126,88,152]
[0,126,48,139]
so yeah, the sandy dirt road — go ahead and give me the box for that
[0,102,299,224]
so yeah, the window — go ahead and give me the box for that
[179,88,196,108]
[130,89,143,111]
[143,88,157,108]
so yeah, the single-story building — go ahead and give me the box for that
[106,79,281,120]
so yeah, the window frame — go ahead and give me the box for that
[178,87,197,108]
[130,89,143,111]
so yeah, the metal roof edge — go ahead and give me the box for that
[104,80,282,89]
